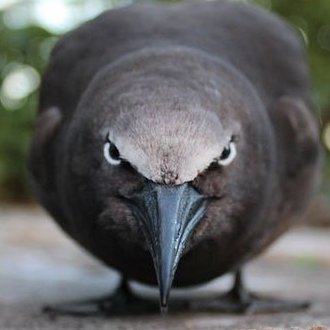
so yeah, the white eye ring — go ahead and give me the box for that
[218,142,237,166]
[103,141,122,166]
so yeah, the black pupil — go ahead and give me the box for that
[220,144,231,160]
[109,142,120,160]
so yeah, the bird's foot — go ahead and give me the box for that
[43,279,159,318]
[190,270,309,314]
[189,291,309,314]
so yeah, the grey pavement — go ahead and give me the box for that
[0,206,330,330]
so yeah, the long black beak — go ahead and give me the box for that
[129,181,205,312]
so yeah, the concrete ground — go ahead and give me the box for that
[0,206,330,330]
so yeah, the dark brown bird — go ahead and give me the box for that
[28,0,321,315]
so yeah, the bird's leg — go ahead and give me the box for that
[43,277,159,317]
[190,270,309,314]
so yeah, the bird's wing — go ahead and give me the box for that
[271,96,321,178]
[27,106,64,219]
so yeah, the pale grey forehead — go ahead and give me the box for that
[107,105,237,184]
[110,105,230,150]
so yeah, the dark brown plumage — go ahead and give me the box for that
[28,1,321,314]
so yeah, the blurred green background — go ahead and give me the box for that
[0,0,329,205]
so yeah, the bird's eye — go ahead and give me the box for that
[103,136,121,166]
[218,139,237,166]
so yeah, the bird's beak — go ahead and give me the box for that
[129,181,205,312]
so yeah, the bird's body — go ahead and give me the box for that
[29,0,321,312]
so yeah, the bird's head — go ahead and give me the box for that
[63,47,275,311]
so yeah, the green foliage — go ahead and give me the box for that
[0,16,54,200]
[253,0,330,112]
[0,0,329,201]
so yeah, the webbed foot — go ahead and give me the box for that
[43,278,159,317]
[190,271,309,314]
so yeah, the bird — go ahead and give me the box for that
[28,0,321,316]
